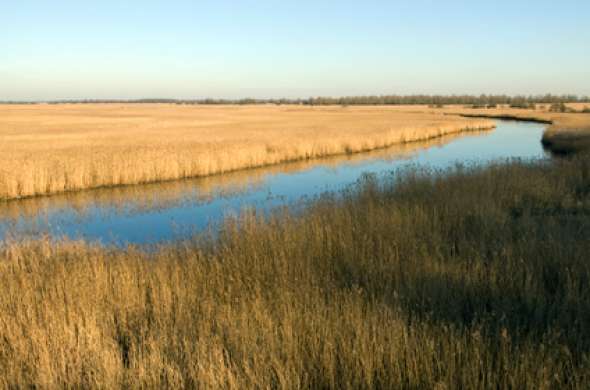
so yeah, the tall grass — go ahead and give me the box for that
[0,104,493,200]
[1,154,589,388]
[0,129,486,221]
[428,104,590,154]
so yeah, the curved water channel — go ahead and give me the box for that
[0,120,548,246]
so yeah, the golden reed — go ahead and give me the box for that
[0,104,493,200]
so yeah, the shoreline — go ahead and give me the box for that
[0,123,494,203]
[456,113,553,124]
[440,109,590,154]
[0,105,494,202]
[1,155,589,387]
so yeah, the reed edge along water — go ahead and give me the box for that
[0,104,493,201]
[0,153,589,388]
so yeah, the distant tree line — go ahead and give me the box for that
[1,94,589,106]
[304,94,589,106]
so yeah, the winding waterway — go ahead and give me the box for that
[0,120,548,245]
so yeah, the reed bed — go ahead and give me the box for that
[1,154,589,388]
[0,129,486,221]
[0,104,493,200]
[417,104,590,154]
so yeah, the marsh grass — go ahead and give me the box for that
[0,104,493,201]
[426,104,590,154]
[1,155,590,388]
[0,129,487,222]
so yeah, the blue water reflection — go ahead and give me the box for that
[0,120,548,245]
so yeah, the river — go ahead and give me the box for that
[0,120,548,245]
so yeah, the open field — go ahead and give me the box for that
[0,104,494,200]
[1,154,589,388]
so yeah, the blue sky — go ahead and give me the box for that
[1,0,589,100]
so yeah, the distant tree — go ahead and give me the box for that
[549,102,567,113]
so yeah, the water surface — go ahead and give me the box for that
[0,120,548,245]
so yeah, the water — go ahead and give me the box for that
[0,120,548,245]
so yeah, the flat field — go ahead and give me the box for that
[0,104,493,200]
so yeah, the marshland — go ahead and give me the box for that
[3,0,590,387]
[0,116,545,244]
[0,104,494,200]
[1,101,590,388]
[1,140,589,388]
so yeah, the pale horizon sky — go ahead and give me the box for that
[2,0,589,101]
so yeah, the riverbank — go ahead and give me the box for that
[1,155,589,388]
[0,104,493,201]
[0,129,486,222]
[432,105,590,154]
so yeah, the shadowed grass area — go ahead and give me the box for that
[0,154,589,388]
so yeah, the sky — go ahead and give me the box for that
[1,0,589,100]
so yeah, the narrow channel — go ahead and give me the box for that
[0,120,548,245]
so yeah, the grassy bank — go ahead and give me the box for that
[430,105,590,154]
[1,154,589,388]
[0,129,486,222]
[0,104,492,201]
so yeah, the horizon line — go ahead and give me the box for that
[2,93,590,105]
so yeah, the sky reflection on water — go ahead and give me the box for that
[0,121,547,245]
